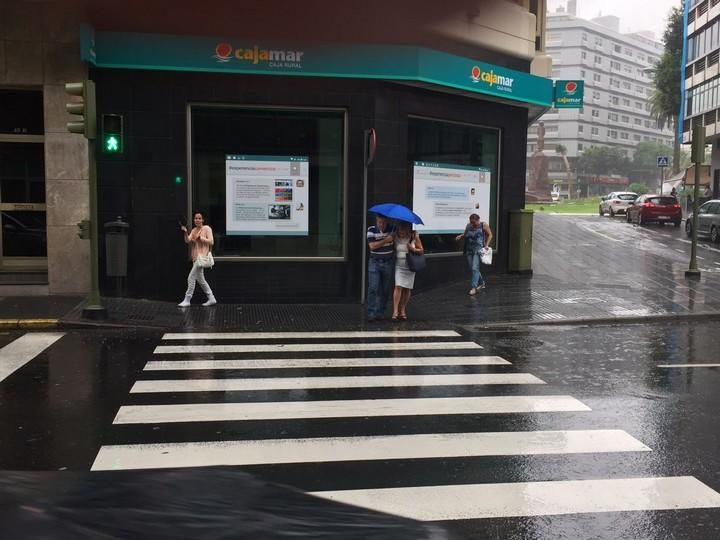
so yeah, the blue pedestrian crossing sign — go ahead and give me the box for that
[657,156,669,168]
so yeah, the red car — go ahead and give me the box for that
[626,194,682,227]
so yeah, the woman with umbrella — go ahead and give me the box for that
[391,221,424,320]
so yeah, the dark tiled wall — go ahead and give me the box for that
[93,69,527,302]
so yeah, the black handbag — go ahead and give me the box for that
[406,252,426,272]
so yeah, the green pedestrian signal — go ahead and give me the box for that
[174,175,183,184]
[101,114,124,154]
[105,135,120,152]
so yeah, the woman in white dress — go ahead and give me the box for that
[392,221,424,320]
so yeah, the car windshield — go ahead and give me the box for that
[648,197,676,205]
[617,194,636,201]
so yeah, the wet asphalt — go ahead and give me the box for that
[2,214,720,538]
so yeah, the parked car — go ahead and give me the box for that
[626,194,682,226]
[685,199,720,242]
[599,192,638,216]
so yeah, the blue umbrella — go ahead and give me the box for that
[369,203,424,225]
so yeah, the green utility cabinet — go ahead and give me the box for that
[508,209,533,274]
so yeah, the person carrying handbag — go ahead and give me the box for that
[178,212,217,307]
[456,213,493,295]
[392,221,423,320]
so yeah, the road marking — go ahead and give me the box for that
[311,476,720,520]
[657,364,720,368]
[153,341,482,354]
[162,330,460,340]
[144,356,511,371]
[577,224,622,243]
[113,395,591,424]
[0,332,65,383]
[91,429,650,471]
[130,373,546,393]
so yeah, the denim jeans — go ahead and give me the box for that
[465,250,484,289]
[367,256,394,317]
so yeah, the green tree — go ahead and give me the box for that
[649,6,683,174]
[577,146,632,178]
[632,141,675,172]
[628,182,650,195]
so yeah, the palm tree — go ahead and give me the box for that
[649,6,683,174]
[556,144,573,199]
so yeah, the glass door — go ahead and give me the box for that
[0,88,47,271]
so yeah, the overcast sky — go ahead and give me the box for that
[547,0,682,41]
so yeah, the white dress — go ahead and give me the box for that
[395,236,416,289]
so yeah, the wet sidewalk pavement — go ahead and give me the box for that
[5,213,720,331]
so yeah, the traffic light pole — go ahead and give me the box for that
[82,138,107,319]
[686,126,704,280]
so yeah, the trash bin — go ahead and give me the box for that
[104,217,129,277]
[508,209,533,275]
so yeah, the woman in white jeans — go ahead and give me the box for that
[178,212,217,307]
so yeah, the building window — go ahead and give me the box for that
[582,33,588,42]
[594,55,602,64]
[593,91,601,100]
[621,115,630,123]
[612,96,619,105]
[578,125,584,133]
[582,51,587,60]
[635,102,643,109]
[0,89,47,259]
[622,99,631,107]
[620,132,629,140]
[591,127,600,136]
[595,37,603,47]
[622,81,631,90]
[609,130,618,138]
[611,61,621,70]
[623,65,632,74]
[636,85,644,93]
[610,79,620,88]
[633,134,641,141]
[624,48,633,57]
[634,118,642,125]
[592,109,600,117]
[609,113,618,121]
[614,44,622,53]
[578,143,584,151]
[580,70,586,77]
[593,74,602,82]
[191,105,345,259]
[408,117,499,254]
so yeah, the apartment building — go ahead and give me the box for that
[528,10,673,195]
[684,0,720,197]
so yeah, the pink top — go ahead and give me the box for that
[185,225,213,261]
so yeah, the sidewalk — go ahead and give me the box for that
[3,214,720,331]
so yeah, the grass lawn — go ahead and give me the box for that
[525,198,600,214]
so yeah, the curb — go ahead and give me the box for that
[0,319,59,329]
[464,310,720,330]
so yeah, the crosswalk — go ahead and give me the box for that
[92,329,720,525]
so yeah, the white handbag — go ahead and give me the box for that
[196,252,214,268]
[480,247,492,265]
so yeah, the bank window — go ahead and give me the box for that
[190,105,345,259]
[407,116,499,255]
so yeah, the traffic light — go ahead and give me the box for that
[77,219,91,240]
[102,113,124,154]
[65,80,96,139]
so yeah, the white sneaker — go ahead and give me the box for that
[468,288,477,296]
[202,297,217,307]
[178,299,191,307]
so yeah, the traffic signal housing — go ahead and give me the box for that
[102,113,124,154]
[65,80,96,139]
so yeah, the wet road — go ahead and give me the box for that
[2,322,720,539]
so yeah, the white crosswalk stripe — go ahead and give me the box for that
[0,332,65,383]
[94,329,720,523]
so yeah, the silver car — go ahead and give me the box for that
[685,199,720,242]
[599,191,638,217]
